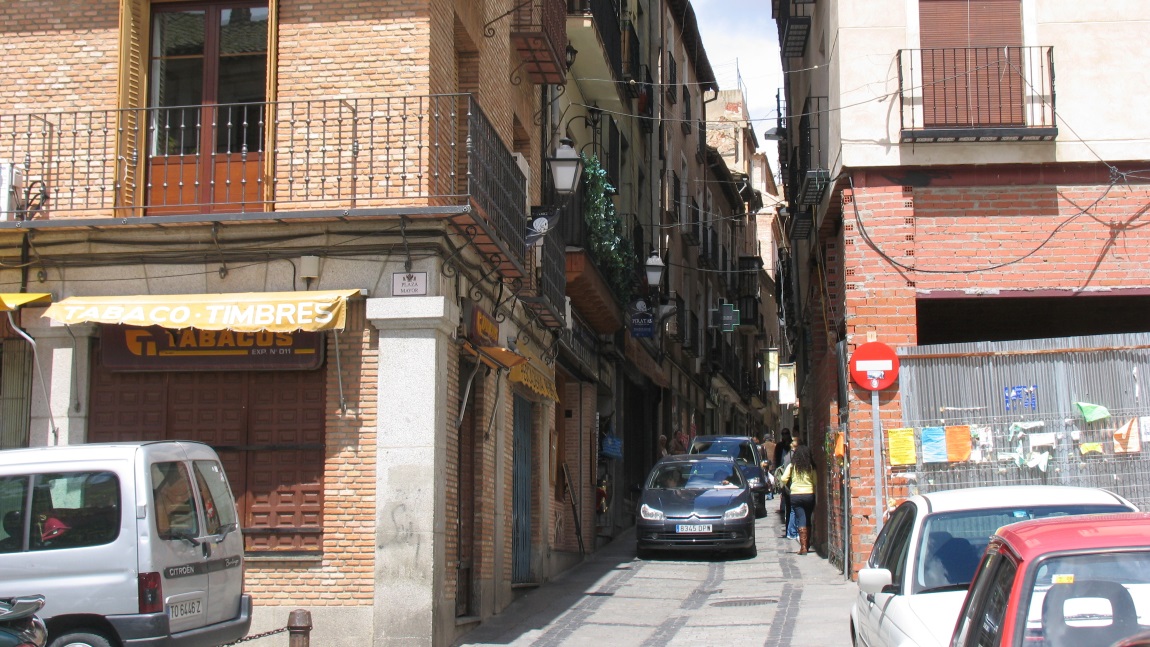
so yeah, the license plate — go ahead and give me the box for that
[168,598,203,620]
[676,524,712,533]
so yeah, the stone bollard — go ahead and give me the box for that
[287,609,312,647]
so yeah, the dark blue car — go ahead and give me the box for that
[688,435,768,518]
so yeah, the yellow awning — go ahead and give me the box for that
[43,289,360,333]
[509,350,559,401]
[0,293,52,311]
[463,341,528,370]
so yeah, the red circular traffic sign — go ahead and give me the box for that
[849,342,900,391]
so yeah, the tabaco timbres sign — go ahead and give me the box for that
[101,325,324,371]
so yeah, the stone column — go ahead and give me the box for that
[368,296,457,647]
[19,306,97,447]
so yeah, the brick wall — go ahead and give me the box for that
[0,0,119,113]
[820,168,1150,573]
[245,299,378,603]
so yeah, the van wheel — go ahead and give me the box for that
[49,631,113,647]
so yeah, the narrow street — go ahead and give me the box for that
[455,511,857,647]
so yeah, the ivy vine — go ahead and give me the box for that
[581,153,636,305]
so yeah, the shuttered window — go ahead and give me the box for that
[115,0,278,214]
[918,0,1024,128]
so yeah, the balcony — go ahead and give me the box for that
[737,256,763,297]
[736,295,760,333]
[511,0,570,85]
[568,0,624,105]
[682,198,701,246]
[682,310,700,359]
[778,0,814,58]
[0,94,529,278]
[788,207,813,240]
[622,19,642,95]
[557,188,625,334]
[898,46,1057,143]
[665,293,685,342]
[559,312,600,379]
[698,225,717,269]
[793,95,829,207]
[522,210,567,328]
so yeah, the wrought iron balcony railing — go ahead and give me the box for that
[511,0,570,85]
[897,46,1056,143]
[568,0,623,82]
[0,94,528,271]
[523,214,567,328]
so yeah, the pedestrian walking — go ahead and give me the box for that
[772,429,794,538]
[781,445,817,555]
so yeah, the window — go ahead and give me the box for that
[918,0,1023,128]
[118,0,274,213]
[665,54,678,104]
[0,472,121,552]
[871,503,916,590]
[152,462,199,540]
[193,460,239,536]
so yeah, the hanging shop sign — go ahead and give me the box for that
[101,325,324,371]
[464,300,500,347]
[630,300,654,339]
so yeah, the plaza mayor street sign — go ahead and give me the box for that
[849,341,900,391]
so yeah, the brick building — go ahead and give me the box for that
[0,0,771,645]
[770,0,1150,574]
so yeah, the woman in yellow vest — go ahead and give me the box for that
[781,445,816,555]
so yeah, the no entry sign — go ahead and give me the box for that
[849,342,900,390]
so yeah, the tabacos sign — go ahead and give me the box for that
[101,325,324,371]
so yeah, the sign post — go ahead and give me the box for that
[849,342,900,532]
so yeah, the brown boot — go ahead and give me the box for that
[798,528,809,555]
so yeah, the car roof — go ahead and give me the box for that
[656,453,737,465]
[691,436,755,443]
[906,485,1134,514]
[0,441,215,466]
[995,512,1150,560]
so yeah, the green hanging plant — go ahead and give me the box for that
[581,153,636,305]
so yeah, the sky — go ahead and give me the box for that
[692,0,783,158]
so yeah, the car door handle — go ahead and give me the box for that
[866,593,875,604]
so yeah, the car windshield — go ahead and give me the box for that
[688,441,755,465]
[913,504,1133,594]
[1019,550,1150,647]
[649,463,744,490]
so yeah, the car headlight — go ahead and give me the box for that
[747,477,762,488]
[640,504,665,521]
[723,503,749,520]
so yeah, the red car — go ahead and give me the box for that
[950,512,1150,647]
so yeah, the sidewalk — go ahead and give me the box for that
[454,510,859,646]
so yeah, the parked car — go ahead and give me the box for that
[688,436,769,518]
[0,595,47,647]
[851,485,1137,647]
[635,454,756,559]
[951,512,1150,647]
[0,441,251,647]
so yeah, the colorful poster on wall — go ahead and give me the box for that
[944,425,972,462]
[887,427,916,466]
[1114,418,1141,453]
[921,426,948,463]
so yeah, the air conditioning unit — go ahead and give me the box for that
[0,163,25,221]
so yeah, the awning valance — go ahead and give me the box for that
[462,341,528,370]
[509,351,559,401]
[43,289,361,333]
[0,293,52,311]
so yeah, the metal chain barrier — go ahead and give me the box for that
[218,626,288,645]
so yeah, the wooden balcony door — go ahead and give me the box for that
[919,0,1024,128]
[148,2,268,214]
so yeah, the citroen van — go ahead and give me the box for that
[0,441,251,647]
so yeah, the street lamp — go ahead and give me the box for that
[547,138,583,195]
[645,249,665,293]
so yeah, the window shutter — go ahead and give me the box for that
[263,0,278,206]
[918,0,1023,127]
[115,0,149,216]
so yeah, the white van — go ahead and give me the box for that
[0,441,252,647]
